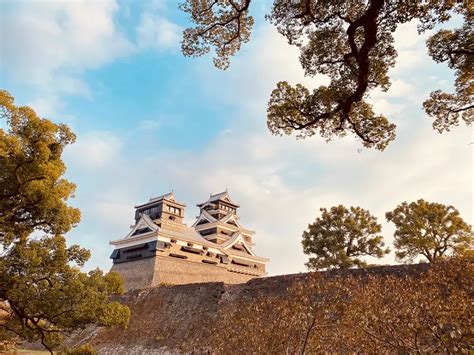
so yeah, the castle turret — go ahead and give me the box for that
[193,191,255,247]
[134,192,185,228]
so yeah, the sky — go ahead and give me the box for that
[0,0,472,276]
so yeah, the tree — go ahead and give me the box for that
[180,1,473,150]
[0,91,130,353]
[0,90,80,244]
[302,205,389,270]
[424,17,474,133]
[0,236,130,354]
[386,199,472,263]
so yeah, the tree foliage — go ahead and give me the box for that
[386,199,472,263]
[0,90,80,244]
[180,1,473,150]
[0,236,130,353]
[424,15,474,133]
[0,90,130,353]
[302,205,389,270]
[206,256,473,353]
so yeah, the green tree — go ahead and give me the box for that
[0,236,130,354]
[180,1,473,150]
[0,91,130,353]
[386,199,473,263]
[0,90,80,243]
[302,205,389,270]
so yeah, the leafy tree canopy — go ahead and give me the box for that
[302,205,389,270]
[0,90,130,353]
[181,0,473,150]
[0,235,130,354]
[0,90,80,244]
[386,199,473,263]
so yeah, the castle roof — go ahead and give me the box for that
[135,191,185,209]
[197,190,240,208]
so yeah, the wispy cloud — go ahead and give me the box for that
[136,14,182,51]
[65,131,122,170]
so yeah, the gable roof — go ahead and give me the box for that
[135,191,186,209]
[191,209,217,227]
[220,212,243,228]
[197,190,240,208]
[220,232,255,256]
[123,214,159,239]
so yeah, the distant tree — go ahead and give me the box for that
[180,1,473,150]
[0,90,130,354]
[0,90,80,243]
[302,205,389,270]
[386,199,472,263]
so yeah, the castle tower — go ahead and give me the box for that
[193,190,255,247]
[109,191,268,291]
[133,192,185,229]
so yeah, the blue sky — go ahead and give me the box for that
[1,0,472,275]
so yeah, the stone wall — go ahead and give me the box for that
[110,257,156,291]
[111,253,255,291]
[152,255,254,286]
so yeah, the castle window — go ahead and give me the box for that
[232,244,244,251]
[110,249,120,259]
[170,253,187,259]
[131,227,152,236]
[166,206,181,216]
[181,246,202,254]
[200,228,217,236]
[231,259,251,267]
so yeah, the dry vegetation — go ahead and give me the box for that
[204,256,473,353]
[72,259,473,353]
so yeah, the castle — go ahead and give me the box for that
[109,191,268,290]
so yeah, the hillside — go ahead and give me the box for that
[63,264,429,354]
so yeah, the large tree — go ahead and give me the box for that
[302,205,389,270]
[386,199,472,263]
[0,90,80,243]
[180,1,473,150]
[0,90,130,353]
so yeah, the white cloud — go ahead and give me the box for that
[61,20,471,276]
[136,13,182,51]
[64,131,122,170]
[0,0,134,113]
[391,21,431,73]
